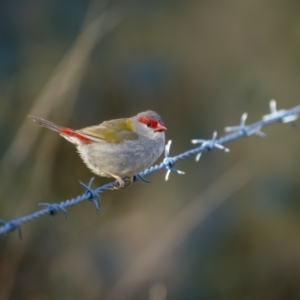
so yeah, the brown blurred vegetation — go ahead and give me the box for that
[1,0,300,299]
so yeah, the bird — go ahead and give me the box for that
[28,111,167,188]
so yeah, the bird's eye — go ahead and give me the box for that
[146,122,151,127]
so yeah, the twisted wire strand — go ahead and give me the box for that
[1,101,299,238]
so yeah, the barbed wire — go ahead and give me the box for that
[0,100,299,238]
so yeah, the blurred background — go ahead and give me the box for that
[0,0,300,299]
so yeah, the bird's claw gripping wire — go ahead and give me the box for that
[39,203,68,219]
[163,140,185,181]
[80,177,101,214]
[263,99,299,124]
[191,131,230,161]
[0,219,23,239]
[225,113,266,137]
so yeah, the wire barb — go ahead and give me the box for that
[39,203,69,219]
[192,131,230,161]
[0,219,23,239]
[135,174,151,183]
[80,177,101,214]
[163,140,185,181]
[225,113,266,137]
[263,99,299,124]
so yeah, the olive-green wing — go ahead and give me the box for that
[77,118,138,143]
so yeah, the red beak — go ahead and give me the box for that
[155,122,167,132]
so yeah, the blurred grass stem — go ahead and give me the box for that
[0,5,122,299]
[0,6,122,199]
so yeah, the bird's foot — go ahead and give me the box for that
[103,170,134,190]
[112,176,133,190]
[110,176,133,190]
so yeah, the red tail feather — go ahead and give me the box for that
[60,128,92,144]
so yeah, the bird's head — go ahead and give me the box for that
[133,110,167,139]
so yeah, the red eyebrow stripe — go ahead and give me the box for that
[138,117,158,128]
[60,128,92,144]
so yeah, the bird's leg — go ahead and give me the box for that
[123,176,134,188]
[117,176,134,189]
[103,171,125,189]
[103,170,134,190]
[112,175,125,190]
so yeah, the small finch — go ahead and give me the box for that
[28,111,166,188]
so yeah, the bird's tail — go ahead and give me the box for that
[28,115,63,132]
[28,115,92,144]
